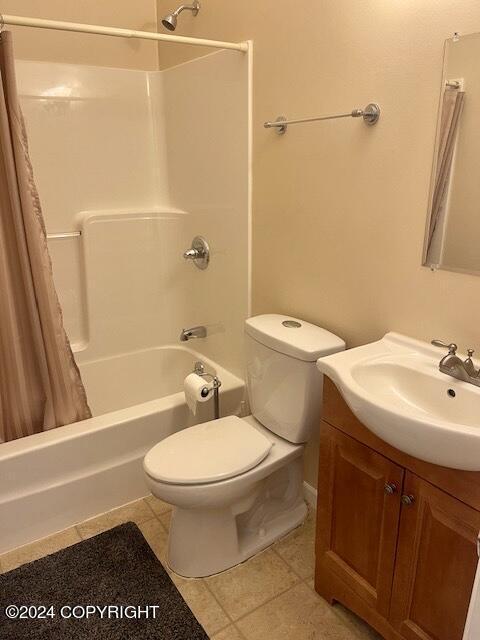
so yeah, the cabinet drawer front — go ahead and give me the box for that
[390,472,480,640]
[316,423,404,617]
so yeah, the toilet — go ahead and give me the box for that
[143,314,345,577]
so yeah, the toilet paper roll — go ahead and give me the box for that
[184,373,214,415]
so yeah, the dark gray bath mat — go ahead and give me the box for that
[0,522,208,639]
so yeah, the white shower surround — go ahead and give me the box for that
[0,49,251,551]
[16,49,250,376]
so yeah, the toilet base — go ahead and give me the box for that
[166,457,307,578]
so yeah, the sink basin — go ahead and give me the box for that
[316,332,480,471]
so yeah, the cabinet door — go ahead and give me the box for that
[316,423,404,617]
[390,472,480,640]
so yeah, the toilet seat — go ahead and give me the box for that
[143,416,273,485]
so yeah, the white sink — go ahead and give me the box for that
[316,332,480,471]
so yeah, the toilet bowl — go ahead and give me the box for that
[144,415,306,577]
[144,314,345,577]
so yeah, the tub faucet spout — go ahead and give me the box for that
[180,326,207,342]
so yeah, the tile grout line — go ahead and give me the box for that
[232,623,248,640]
[299,566,370,637]
[155,511,171,534]
[270,544,309,584]
[144,499,174,532]
[202,577,235,625]
[180,548,302,632]
[141,496,163,520]
[209,547,316,629]
[201,539,311,629]
[208,621,235,638]
[210,622,247,640]
[143,496,172,533]
[231,576,360,638]
[216,545,310,625]
[142,496,159,519]
[301,575,377,640]
[230,580,305,628]
[226,623,248,640]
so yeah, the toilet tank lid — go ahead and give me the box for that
[245,314,345,362]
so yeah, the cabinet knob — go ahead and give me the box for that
[384,482,397,495]
[401,494,415,506]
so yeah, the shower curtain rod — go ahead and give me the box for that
[1,14,249,53]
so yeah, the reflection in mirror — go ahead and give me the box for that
[423,32,480,275]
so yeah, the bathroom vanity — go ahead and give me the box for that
[315,377,480,640]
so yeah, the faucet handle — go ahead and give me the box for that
[464,349,478,378]
[183,236,210,270]
[431,340,458,354]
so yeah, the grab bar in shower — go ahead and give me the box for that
[46,231,82,239]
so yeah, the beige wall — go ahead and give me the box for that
[3,1,158,69]
[156,0,480,486]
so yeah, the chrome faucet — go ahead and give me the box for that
[431,339,480,386]
[180,325,207,342]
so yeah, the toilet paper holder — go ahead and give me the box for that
[194,361,222,419]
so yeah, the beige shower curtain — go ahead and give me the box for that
[0,32,91,443]
[427,86,465,252]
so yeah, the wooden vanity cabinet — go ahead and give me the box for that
[315,378,480,640]
[389,472,480,640]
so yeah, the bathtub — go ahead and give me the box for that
[0,346,245,553]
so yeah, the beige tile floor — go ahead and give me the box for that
[0,497,382,640]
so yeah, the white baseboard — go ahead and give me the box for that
[303,481,317,510]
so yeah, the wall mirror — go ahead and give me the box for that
[423,32,480,275]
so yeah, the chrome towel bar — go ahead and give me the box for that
[46,231,82,239]
[264,103,380,134]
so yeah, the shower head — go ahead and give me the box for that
[162,14,177,31]
[161,1,200,32]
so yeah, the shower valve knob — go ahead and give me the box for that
[183,236,210,270]
[184,248,202,259]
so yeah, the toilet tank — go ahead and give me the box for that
[245,315,345,444]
